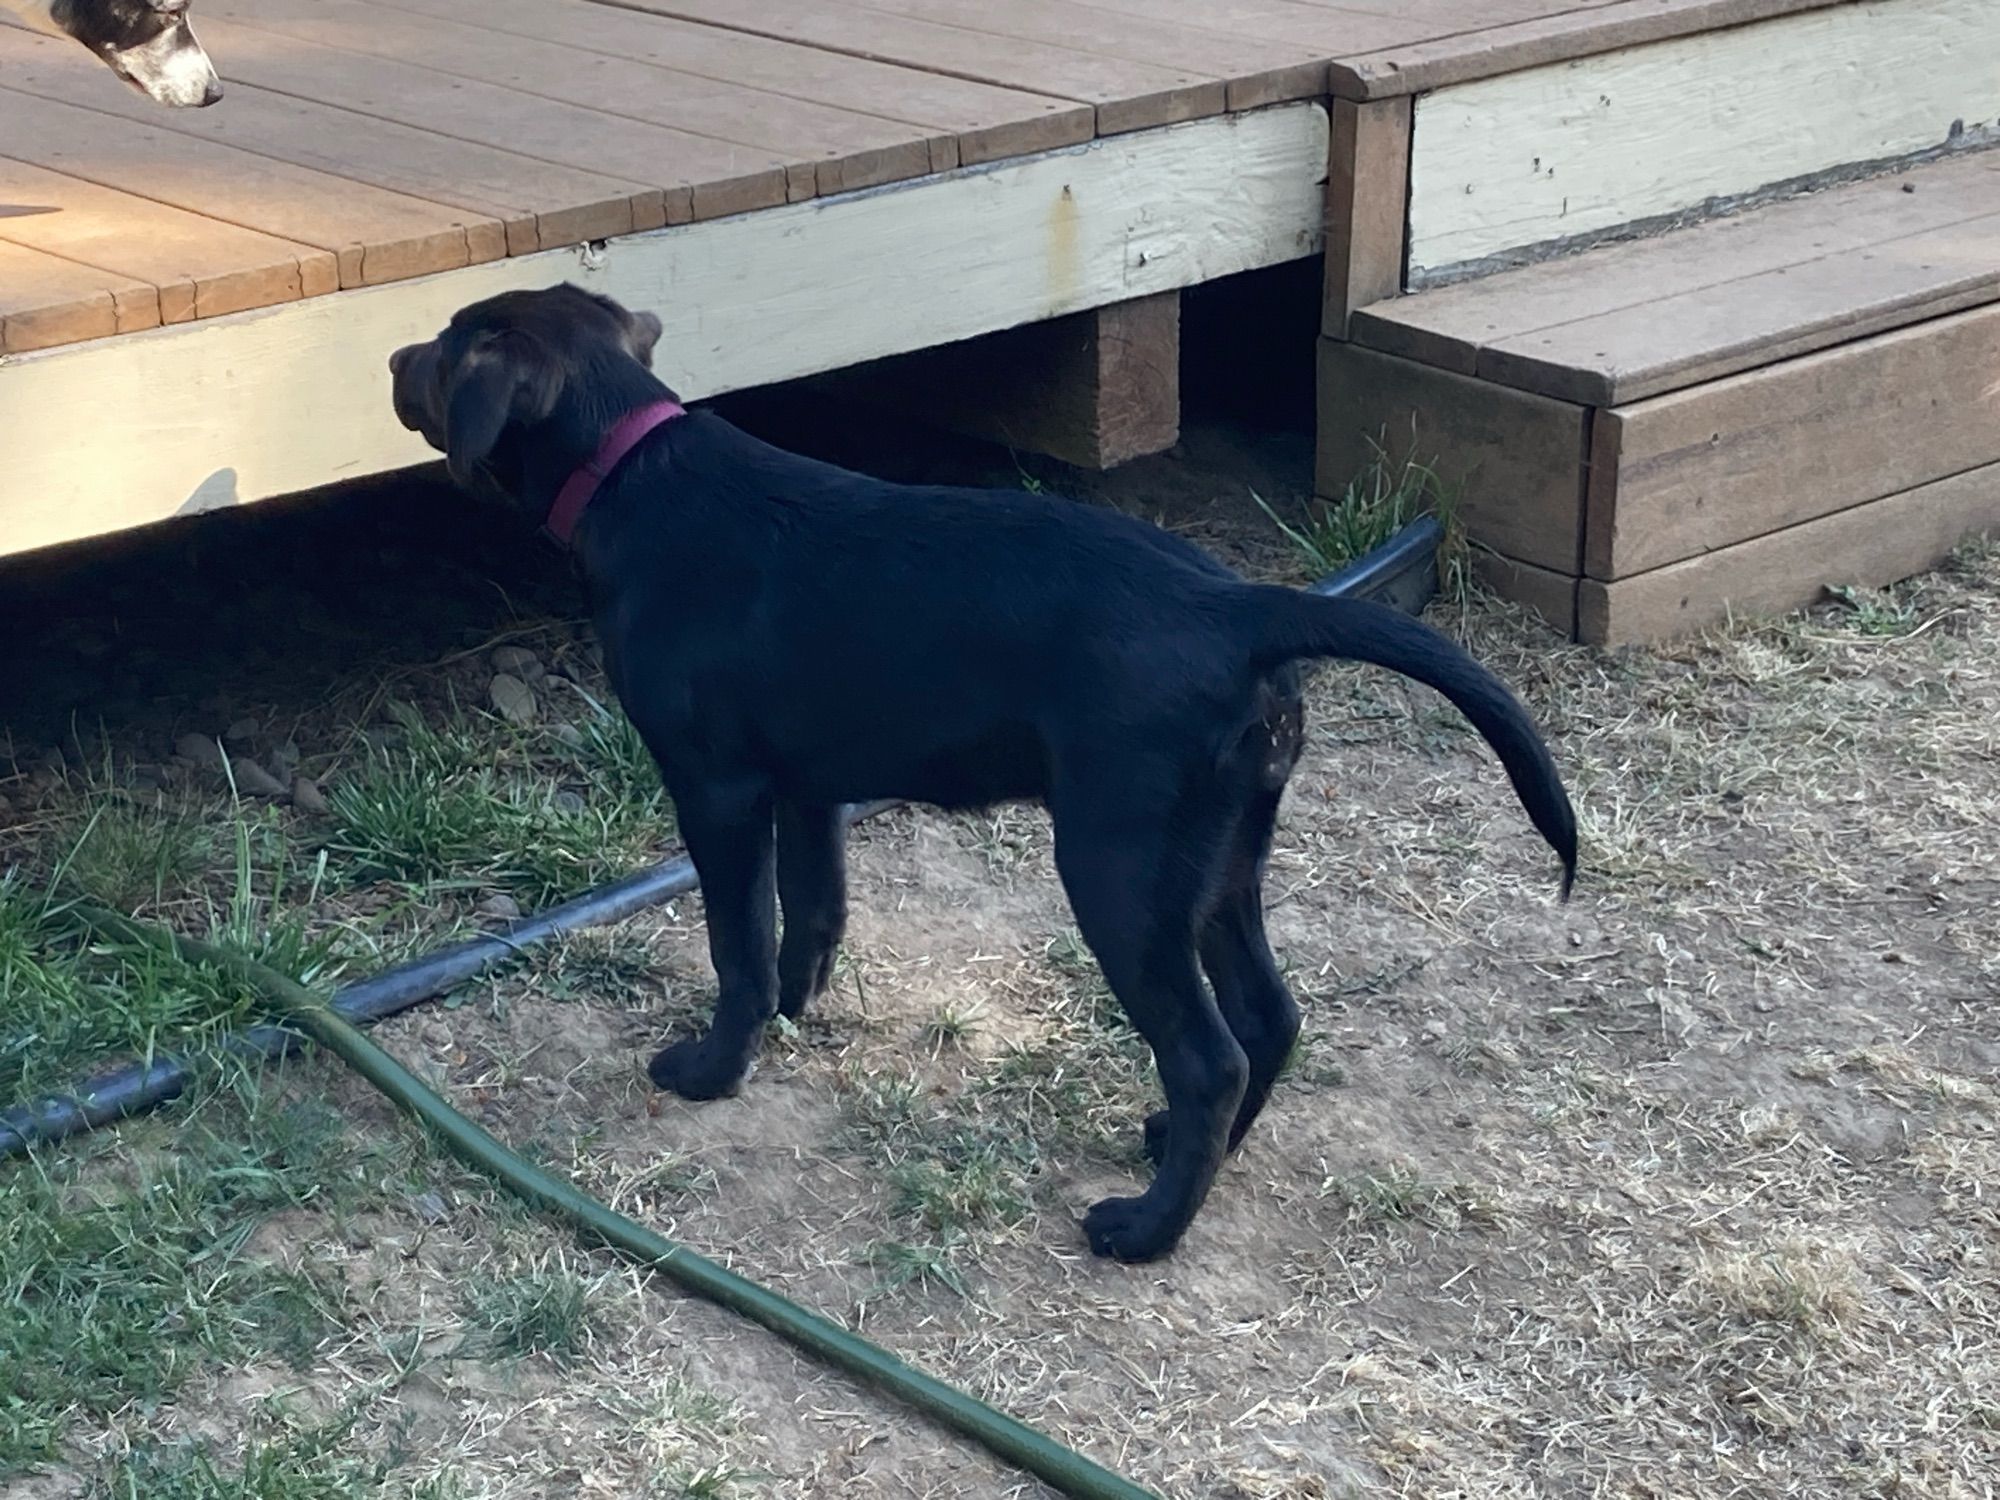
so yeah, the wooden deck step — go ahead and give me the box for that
[1318,150,2000,644]
[1398,0,2000,284]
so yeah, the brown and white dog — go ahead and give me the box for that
[1,0,220,106]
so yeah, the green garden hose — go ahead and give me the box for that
[62,904,1160,1500]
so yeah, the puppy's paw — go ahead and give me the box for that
[1082,1194,1181,1263]
[1142,1109,1171,1168]
[646,1037,748,1101]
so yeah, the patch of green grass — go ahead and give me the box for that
[862,1236,972,1301]
[0,874,339,1108]
[458,1267,599,1365]
[1255,439,1463,592]
[887,1134,1034,1234]
[1320,1162,1499,1230]
[59,799,214,909]
[100,1417,455,1500]
[325,707,672,907]
[1825,583,1920,636]
[0,1085,356,1478]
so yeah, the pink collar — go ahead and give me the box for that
[544,398,686,545]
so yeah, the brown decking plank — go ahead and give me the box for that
[1329,0,1848,100]
[594,0,1220,139]
[1318,337,1588,576]
[193,12,787,222]
[1586,303,2000,580]
[0,240,159,353]
[1322,95,1411,335]
[0,156,333,324]
[1051,0,1466,54]
[847,0,1326,112]
[1578,460,2000,645]
[0,86,491,289]
[1353,153,2000,404]
[203,0,939,198]
[0,25,640,255]
[377,0,1082,172]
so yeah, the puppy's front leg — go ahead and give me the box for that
[648,780,779,1100]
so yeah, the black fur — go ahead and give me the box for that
[390,284,1579,1263]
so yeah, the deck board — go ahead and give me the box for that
[0,241,159,353]
[594,0,1230,135]
[204,0,946,198]
[375,0,1090,170]
[1351,151,2000,403]
[0,24,651,255]
[0,87,491,289]
[0,156,336,325]
[822,0,1328,112]
[194,14,791,222]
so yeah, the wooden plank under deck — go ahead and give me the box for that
[0,0,1864,558]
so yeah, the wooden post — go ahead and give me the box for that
[813,292,1181,470]
[1322,96,1412,337]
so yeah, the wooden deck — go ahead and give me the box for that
[0,0,1855,557]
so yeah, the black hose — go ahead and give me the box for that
[0,804,897,1156]
[1,517,1443,1159]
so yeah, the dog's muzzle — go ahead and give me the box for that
[388,342,441,443]
[109,16,223,107]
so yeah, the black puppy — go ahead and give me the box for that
[390,284,1577,1263]
[3,0,221,105]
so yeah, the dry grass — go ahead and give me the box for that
[5,500,1999,1496]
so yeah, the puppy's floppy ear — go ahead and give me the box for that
[625,310,663,368]
[442,330,564,489]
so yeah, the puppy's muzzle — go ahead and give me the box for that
[388,342,441,443]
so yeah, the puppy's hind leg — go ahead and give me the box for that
[1144,789,1300,1165]
[648,778,779,1101]
[1053,796,1246,1263]
[776,801,847,1020]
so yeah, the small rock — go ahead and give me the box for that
[408,1189,450,1226]
[489,672,537,726]
[491,645,547,682]
[269,740,301,771]
[0,794,12,817]
[551,723,584,750]
[476,892,522,921]
[1422,1018,1449,1041]
[174,732,226,771]
[224,716,261,744]
[420,1019,455,1053]
[129,764,167,792]
[291,776,330,815]
[554,789,586,815]
[228,756,288,798]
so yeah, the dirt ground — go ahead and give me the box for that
[3,368,1997,1498]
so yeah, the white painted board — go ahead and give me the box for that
[0,103,1327,558]
[1407,0,2000,281]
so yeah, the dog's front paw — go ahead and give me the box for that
[1082,1194,1181,1263]
[1141,1109,1171,1167]
[646,1037,748,1101]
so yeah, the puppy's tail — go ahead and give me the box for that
[1242,586,1577,898]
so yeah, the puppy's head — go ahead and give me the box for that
[389,283,666,504]
[27,0,223,107]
